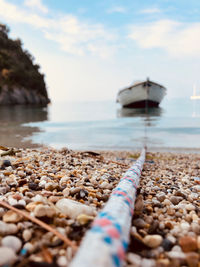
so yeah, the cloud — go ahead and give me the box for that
[128,19,200,58]
[107,6,126,14]
[24,0,48,14]
[0,0,117,58]
[140,8,161,14]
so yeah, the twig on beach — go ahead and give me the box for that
[0,145,9,151]
[0,200,77,250]
[0,148,15,157]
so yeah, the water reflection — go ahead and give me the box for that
[117,107,164,148]
[117,107,163,118]
[0,105,48,148]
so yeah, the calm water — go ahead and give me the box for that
[1,98,200,151]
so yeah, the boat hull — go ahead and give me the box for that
[123,100,159,108]
[117,81,166,108]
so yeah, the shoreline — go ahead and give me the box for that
[0,147,199,266]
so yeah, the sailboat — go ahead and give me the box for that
[190,84,200,100]
[191,84,200,117]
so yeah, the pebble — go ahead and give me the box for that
[185,204,195,211]
[179,236,197,252]
[156,192,165,202]
[0,247,17,265]
[133,218,147,228]
[22,229,32,241]
[0,207,5,217]
[1,159,12,168]
[57,255,69,266]
[167,251,186,260]
[127,252,142,266]
[197,236,200,249]
[162,238,174,251]
[143,235,163,248]
[1,235,22,252]
[23,242,35,253]
[140,258,155,267]
[185,252,199,267]
[33,204,56,217]
[3,210,23,223]
[56,198,96,219]
[170,196,182,205]
[76,214,94,225]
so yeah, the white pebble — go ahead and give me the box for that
[56,199,96,219]
[0,247,17,265]
[1,235,22,252]
[185,204,195,211]
[143,235,163,248]
[22,229,32,241]
[127,252,141,266]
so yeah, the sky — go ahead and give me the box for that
[0,0,200,102]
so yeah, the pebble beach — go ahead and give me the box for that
[0,147,199,267]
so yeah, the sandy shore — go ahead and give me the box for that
[0,147,199,266]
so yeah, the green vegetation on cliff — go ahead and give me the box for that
[0,23,50,103]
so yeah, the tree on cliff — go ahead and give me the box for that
[0,23,50,104]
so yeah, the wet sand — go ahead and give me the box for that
[0,148,199,266]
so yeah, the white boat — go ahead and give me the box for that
[117,78,166,108]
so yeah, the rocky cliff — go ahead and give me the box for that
[0,23,50,105]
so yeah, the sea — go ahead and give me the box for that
[1,98,200,152]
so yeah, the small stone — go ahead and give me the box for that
[0,221,18,235]
[165,221,174,229]
[143,235,163,248]
[22,229,32,241]
[185,252,199,267]
[140,258,155,267]
[63,188,70,197]
[18,170,26,177]
[134,195,144,212]
[3,210,23,223]
[57,256,68,266]
[1,235,22,252]
[33,204,46,217]
[167,251,186,260]
[179,236,197,252]
[0,207,5,217]
[167,207,175,216]
[162,238,174,251]
[156,259,170,266]
[163,199,171,206]
[170,196,182,205]
[133,218,148,228]
[127,252,142,266]
[180,222,190,232]
[28,182,39,190]
[185,204,195,211]
[8,197,18,206]
[197,236,200,249]
[156,192,165,202]
[33,204,56,218]
[26,202,37,212]
[56,199,96,219]
[76,214,94,225]
[23,242,35,253]
[100,181,109,189]
[0,247,17,265]
[1,159,12,168]
[191,185,200,192]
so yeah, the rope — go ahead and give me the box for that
[69,148,146,267]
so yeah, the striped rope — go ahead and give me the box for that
[69,148,146,267]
